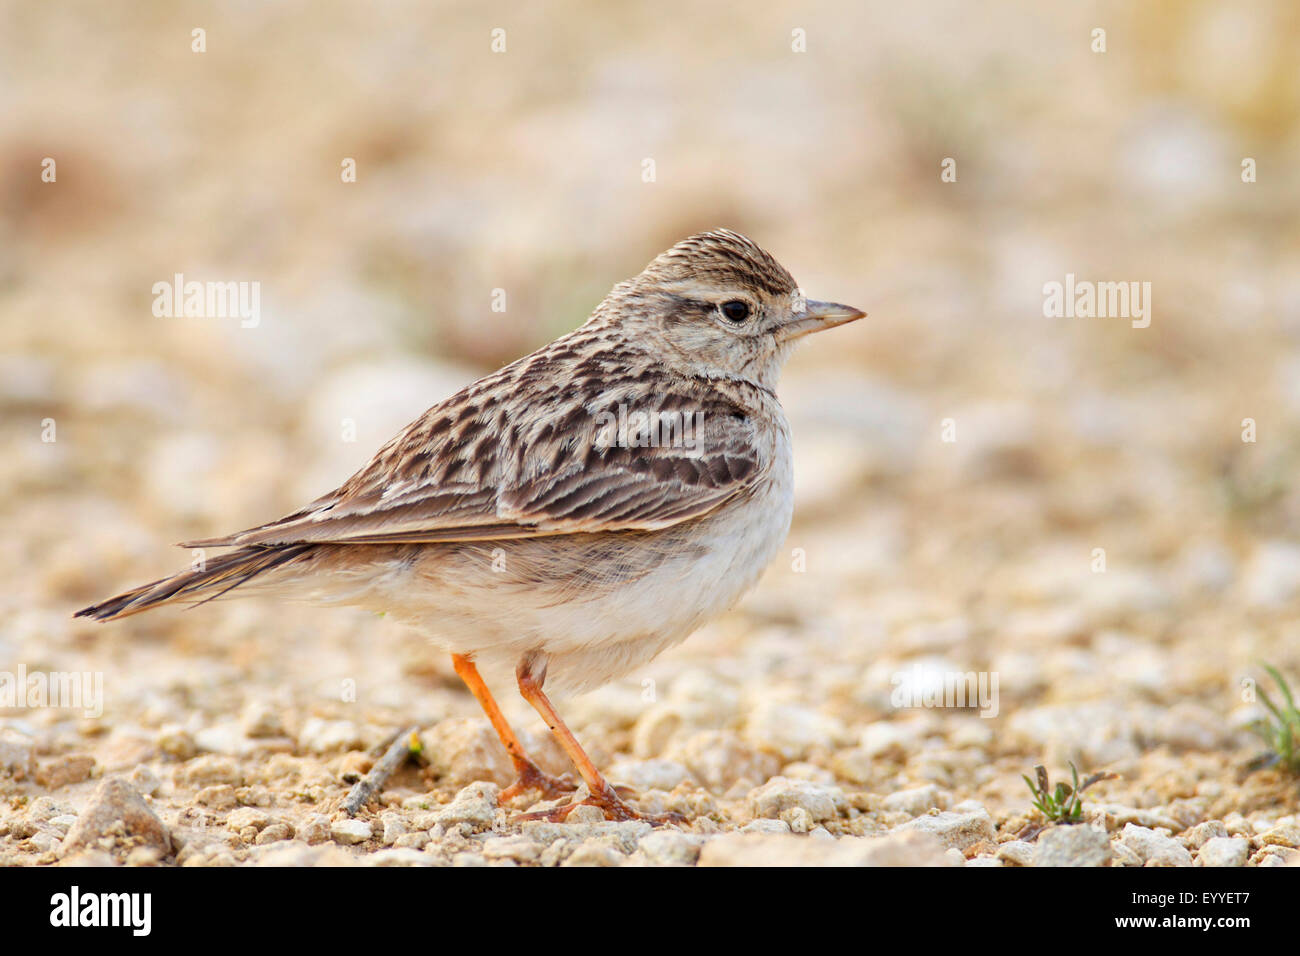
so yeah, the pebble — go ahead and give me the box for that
[666,730,780,794]
[605,758,693,792]
[1116,823,1193,866]
[1195,837,1249,868]
[1258,823,1300,849]
[156,725,198,760]
[748,776,846,823]
[298,815,331,845]
[432,782,500,831]
[892,809,995,852]
[996,840,1036,866]
[0,729,35,778]
[241,701,286,738]
[1032,825,1112,867]
[297,718,364,754]
[177,755,243,788]
[330,819,373,846]
[1182,820,1228,849]
[59,777,172,859]
[561,842,627,867]
[226,807,271,832]
[422,719,512,787]
[128,764,162,797]
[380,812,409,846]
[744,701,845,762]
[740,818,792,835]
[631,830,702,866]
[194,721,258,757]
[482,836,544,863]
[35,754,96,789]
[520,821,651,855]
[881,784,949,817]
[255,824,294,844]
[196,785,238,809]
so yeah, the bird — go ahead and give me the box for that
[76,229,865,823]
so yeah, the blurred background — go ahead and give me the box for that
[3,0,1300,847]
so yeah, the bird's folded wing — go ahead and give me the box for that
[181,403,765,548]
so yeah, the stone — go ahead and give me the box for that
[298,718,364,754]
[1258,823,1300,849]
[195,785,238,809]
[177,755,242,788]
[892,809,995,852]
[422,719,511,787]
[996,840,1036,866]
[1182,820,1228,849]
[881,784,949,817]
[394,832,430,849]
[482,836,544,863]
[1195,837,1249,868]
[748,776,845,823]
[740,818,791,835]
[255,824,293,845]
[1032,825,1112,867]
[195,722,257,757]
[432,782,500,831]
[0,729,35,778]
[605,758,693,793]
[631,830,701,866]
[666,730,780,794]
[59,777,172,859]
[1117,823,1193,867]
[226,807,271,832]
[561,842,627,867]
[241,701,285,738]
[156,725,197,760]
[35,754,96,789]
[380,812,408,846]
[128,764,162,797]
[744,701,845,761]
[330,819,373,845]
[298,814,331,845]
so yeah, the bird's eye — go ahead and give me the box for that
[720,300,751,323]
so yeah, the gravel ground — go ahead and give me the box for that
[3,359,1300,867]
[4,3,1300,866]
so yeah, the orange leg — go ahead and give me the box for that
[514,658,683,825]
[450,654,575,803]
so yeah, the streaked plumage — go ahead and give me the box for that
[77,229,864,821]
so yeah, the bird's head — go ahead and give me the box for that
[597,229,865,390]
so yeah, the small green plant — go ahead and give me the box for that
[1247,663,1300,774]
[1022,762,1114,825]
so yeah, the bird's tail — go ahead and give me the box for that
[74,544,314,622]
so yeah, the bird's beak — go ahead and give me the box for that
[775,299,867,342]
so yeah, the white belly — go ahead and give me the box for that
[355,429,794,693]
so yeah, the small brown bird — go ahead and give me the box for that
[77,229,865,822]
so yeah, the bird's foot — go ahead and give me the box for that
[500,762,579,803]
[515,783,685,826]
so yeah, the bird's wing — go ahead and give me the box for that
[182,377,768,548]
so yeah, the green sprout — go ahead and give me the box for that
[1247,663,1300,775]
[1022,762,1114,826]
